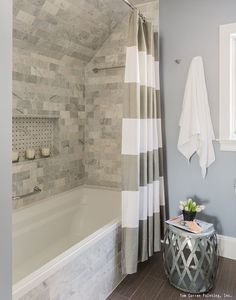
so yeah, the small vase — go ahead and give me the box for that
[183,210,196,221]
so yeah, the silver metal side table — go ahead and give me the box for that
[163,224,218,294]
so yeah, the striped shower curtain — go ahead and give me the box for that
[121,11,165,274]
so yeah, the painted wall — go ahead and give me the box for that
[0,1,12,299]
[160,0,236,237]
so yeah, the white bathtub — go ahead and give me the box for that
[12,186,122,300]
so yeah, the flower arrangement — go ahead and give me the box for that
[179,198,205,221]
[179,198,205,213]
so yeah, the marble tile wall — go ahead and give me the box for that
[84,17,128,188]
[12,46,86,208]
[12,0,158,208]
[84,1,159,188]
[18,225,123,300]
[12,0,128,208]
[13,0,128,66]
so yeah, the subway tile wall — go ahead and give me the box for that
[12,47,86,208]
[12,0,128,208]
[84,17,128,188]
[12,0,158,208]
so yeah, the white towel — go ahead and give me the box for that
[178,56,215,178]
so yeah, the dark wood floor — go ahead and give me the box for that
[107,253,236,300]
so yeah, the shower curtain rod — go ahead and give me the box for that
[121,0,146,22]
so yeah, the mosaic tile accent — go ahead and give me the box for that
[12,116,58,160]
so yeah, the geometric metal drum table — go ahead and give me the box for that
[163,224,218,294]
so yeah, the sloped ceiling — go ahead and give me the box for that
[13,0,130,66]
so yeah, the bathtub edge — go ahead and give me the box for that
[13,218,121,300]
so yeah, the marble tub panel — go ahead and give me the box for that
[18,226,122,300]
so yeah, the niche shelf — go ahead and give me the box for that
[12,115,59,162]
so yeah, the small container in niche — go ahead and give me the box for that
[12,151,19,163]
[25,148,35,160]
[41,147,50,158]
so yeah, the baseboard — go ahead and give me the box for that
[217,234,236,260]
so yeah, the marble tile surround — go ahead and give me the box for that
[12,0,129,208]
[12,1,158,299]
[13,0,129,66]
[12,0,158,208]
[12,46,86,208]
[18,225,123,300]
[84,17,128,188]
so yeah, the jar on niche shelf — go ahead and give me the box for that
[41,147,50,158]
[25,148,35,160]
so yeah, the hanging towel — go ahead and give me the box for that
[178,56,215,178]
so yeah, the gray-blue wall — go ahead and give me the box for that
[160,0,236,237]
[0,1,12,299]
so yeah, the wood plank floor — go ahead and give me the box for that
[107,253,236,300]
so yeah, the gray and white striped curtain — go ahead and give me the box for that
[121,11,166,274]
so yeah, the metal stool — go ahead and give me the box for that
[163,224,218,294]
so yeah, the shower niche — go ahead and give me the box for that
[12,115,59,162]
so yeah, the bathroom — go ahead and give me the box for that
[0,0,236,299]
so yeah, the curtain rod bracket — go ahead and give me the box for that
[121,0,147,22]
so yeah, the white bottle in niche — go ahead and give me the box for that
[41,147,50,158]
[26,148,35,160]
